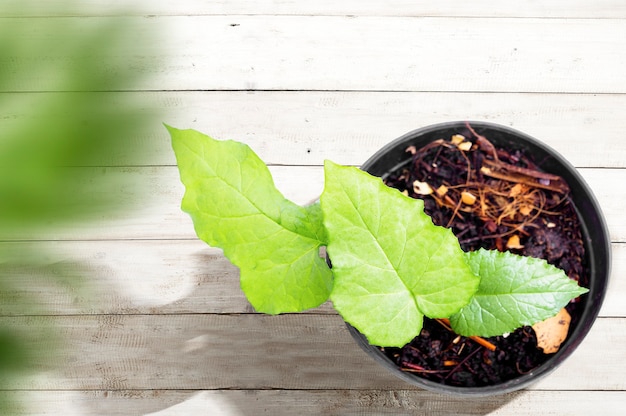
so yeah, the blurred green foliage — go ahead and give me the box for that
[0,3,161,413]
[0,17,159,230]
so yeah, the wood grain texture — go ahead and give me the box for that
[4,389,626,416]
[1,240,623,317]
[2,16,625,93]
[3,91,621,168]
[2,166,623,242]
[0,91,626,168]
[154,91,626,169]
[3,0,626,18]
[1,315,623,392]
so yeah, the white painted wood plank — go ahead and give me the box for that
[2,240,622,317]
[5,167,623,243]
[6,389,626,416]
[0,240,257,316]
[2,315,623,391]
[605,243,626,317]
[46,91,623,169]
[5,91,624,168]
[581,169,626,244]
[3,0,626,18]
[3,16,625,93]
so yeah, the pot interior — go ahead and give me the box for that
[352,121,611,396]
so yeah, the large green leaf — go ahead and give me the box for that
[321,161,480,347]
[450,249,589,337]
[169,126,332,314]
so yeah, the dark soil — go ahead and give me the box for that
[379,124,588,388]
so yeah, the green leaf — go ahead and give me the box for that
[321,161,479,347]
[168,126,332,314]
[450,249,589,337]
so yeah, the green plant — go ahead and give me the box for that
[168,126,587,347]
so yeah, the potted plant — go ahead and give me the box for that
[167,120,610,395]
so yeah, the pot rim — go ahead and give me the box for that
[350,120,612,396]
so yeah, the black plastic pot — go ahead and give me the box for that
[347,120,611,396]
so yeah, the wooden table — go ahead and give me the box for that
[2,1,625,414]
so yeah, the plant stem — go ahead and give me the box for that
[436,319,497,352]
[444,344,484,381]
[401,361,449,374]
